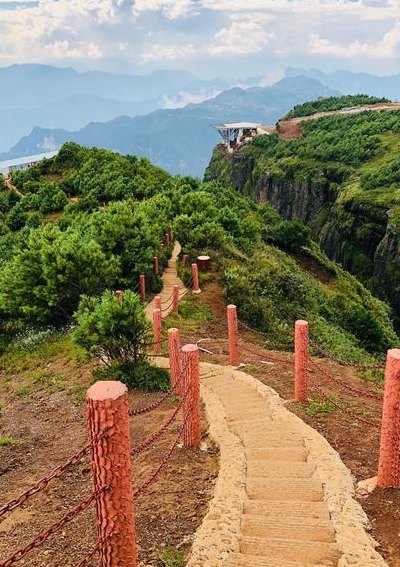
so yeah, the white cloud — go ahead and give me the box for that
[132,0,193,19]
[310,19,400,58]
[162,89,222,108]
[209,20,273,56]
[141,43,196,62]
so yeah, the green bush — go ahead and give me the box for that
[73,290,149,366]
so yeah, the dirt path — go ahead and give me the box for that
[4,177,23,198]
[145,241,187,320]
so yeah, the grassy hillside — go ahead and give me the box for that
[283,94,389,119]
[0,142,397,363]
[205,100,400,325]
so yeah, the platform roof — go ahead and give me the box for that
[0,151,58,170]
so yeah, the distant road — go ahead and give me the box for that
[276,102,400,140]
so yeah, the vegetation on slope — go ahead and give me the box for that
[283,94,390,120]
[0,142,397,365]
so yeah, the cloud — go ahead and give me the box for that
[132,0,194,19]
[162,89,222,108]
[310,20,400,58]
[141,43,196,62]
[208,19,273,56]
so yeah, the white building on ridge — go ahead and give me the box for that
[0,151,58,178]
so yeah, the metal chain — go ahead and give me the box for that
[309,338,385,370]
[128,359,187,416]
[0,488,105,567]
[133,422,185,498]
[308,356,383,401]
[0,440,96,519]
[131,398,184,455]
[161,301,174,313]
[238,319,293,341]
[310,377,381,429]
[239,342,294,365]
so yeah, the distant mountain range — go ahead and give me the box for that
[285,67,400,100]
[0,75,340,177]
[0,64,234,152]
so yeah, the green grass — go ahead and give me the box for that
[304,397,336,419]
[0,436,16,447]
[158,547,186,567]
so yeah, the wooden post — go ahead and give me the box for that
[87,381,137,566]
[295,320,309,402]
[153,308,161,354]
[227,304,240,366]
[115,290,123,303]
[154,295,161,311]
[182,254,188,268]
[168,328,182,394]
[378,349,400,488]
[139,274,145,303]
[172,285,179,315]
[182,344,201,448]
[164,233,170,248]
[191,263,201,294]
[153,256,159,276]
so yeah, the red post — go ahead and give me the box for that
[182,344,201,448]
[295,320,309,402]
[168,328,182,394]
[182,254,188,268]
[172,285,179,315]
[191,263,201,294]
[87,381,137,566]
[227,304,240,366]
[153,308,161,353]
[153,256,159,276]
[115,290,123,303]
[139,274,145,303]
[164,233,170,248]
[154,295,161,311]
[378,349,400,488]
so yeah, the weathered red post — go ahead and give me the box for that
[377,349,400,488]
[153,308,161,354]
[87,381,137,566]
[295,320,309,402]
[153,256,159,276]
[139,274,145,303]
[191,263,201,294]
[168,328,182,394]
[227,304,240,366]
[182,254,188,268]
[115,290,123,303]
[182,344,201,448]
[154,295,161,311]
[164,233,170,248]
[172,285,179,315]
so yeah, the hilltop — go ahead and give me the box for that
[205,95,400,326]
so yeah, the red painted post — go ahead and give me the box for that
[164,233,170,248]
[139,274,145,303]
[182,254,188,268]
[377,349,400,488]
[154,295,161,311]
[115,290,123,303]
[172,285,179,315]
[182,344,201,448]
[153,256,159,276]
[191,263,201,294]
[87,381,137,566]
[153,308,161,353]
[295,320,309,402]
[227,304,240,366]
[168,328,182,394]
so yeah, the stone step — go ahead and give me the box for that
[227,553,334,567]
[246,461,315,478]
[246,447,309,462]
[246,478,324,501]
[241,514,336,542]
[239,537,340,564]
[238,432,305,448]
[243,500,330,520]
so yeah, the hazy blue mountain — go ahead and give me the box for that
[285,67,400,100]
[0,64,231,152]
[1,76,340,177]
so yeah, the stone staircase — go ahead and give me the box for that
[203,373,340,567]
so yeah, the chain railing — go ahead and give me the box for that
[309,338,385,370]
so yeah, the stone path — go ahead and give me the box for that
[153,245,387,567]
[145,241,187,321]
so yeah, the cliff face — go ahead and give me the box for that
[206,146,400,321]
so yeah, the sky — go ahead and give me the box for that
[0,0,399,79]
